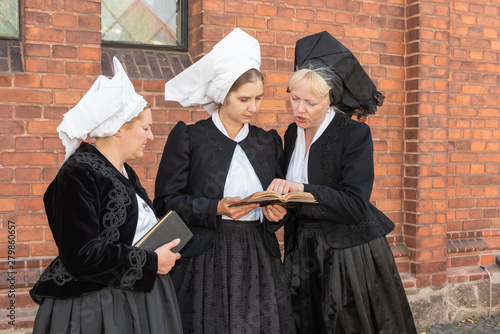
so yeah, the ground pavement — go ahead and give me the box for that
[1,314,499,333]
[417,314,500,334]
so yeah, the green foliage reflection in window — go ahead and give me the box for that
[102,0,184,47]
[0,0,20,38]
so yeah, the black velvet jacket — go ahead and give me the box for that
[30,143,158,304]
[284,115,395,251]
[154,118,287,258]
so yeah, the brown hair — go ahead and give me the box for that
[228,68,263,95]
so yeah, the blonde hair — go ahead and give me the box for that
[122,104,151,128]
[288,68,331,100]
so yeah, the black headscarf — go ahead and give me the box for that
[293,31,384,120]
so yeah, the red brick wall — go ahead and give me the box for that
[1,0,500,328]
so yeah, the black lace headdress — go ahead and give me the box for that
[293,31,384,120]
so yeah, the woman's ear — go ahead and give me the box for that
[114,128,122,138]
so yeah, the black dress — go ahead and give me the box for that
[154,119,295,334]
[30,142,182,334]
[284,115,417,334]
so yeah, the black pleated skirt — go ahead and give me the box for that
[32,274,183,334]
[286,221,417,334]
[170,220,296,334]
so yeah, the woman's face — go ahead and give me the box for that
[219,79,264,127]
[289,78,330,132]
[120,108,154,161]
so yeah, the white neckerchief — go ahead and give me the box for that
[121,167,158,245]
[286,109,336,183]
[212,112,263,221]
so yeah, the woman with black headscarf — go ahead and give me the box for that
[268,31,417,334]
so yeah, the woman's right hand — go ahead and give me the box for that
[217,196,259,221]
[267,178,304,194]
[155,239,181,275]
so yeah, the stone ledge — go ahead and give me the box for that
[448,237,500,253]
[102,47,193,81]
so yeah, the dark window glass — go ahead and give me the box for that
[102,0,187,49]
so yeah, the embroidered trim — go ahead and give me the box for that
[38,257,74,285]
[75,153,131,243]
[334,209,385,238]
[42,150,146,288]
[121,248,147,288]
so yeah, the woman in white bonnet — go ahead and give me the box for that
[30,57,183,334]
[154,29,295,334]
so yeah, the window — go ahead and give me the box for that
[0,0,20,39]
[102,0,187,49]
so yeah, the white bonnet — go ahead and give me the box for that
[57,57,147,162]
[164,28,261,113]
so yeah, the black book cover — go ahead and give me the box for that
[134,210,193,253]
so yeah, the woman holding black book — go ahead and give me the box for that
[154,29,295,334]
[30,57,183,334]
[267,31,417,334]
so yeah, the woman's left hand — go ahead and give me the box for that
[262,204,286,222]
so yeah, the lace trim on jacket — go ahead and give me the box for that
[40,151,147,289]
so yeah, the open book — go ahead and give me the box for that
[228,190,318,208]
[134,210,193,253]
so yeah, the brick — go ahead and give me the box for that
[68,76,95,89]
[66,31,101,44]
[0,120,24,134]
[42,75,67,89]
[24,43,51,57]
[27,121,59,134]
[225,1,255,14]
[17,227,45,242]
[257,112,276,124]
[25,11,51,25]
[78,15,101,30]
[52,13,77,27]
[31,242,58,256]
[25,27,64,43]
[256,4,276,16]
[345,27,379,39]
[65,61,101,75]
[14,73,41,88]
[0,184,30,196]
[44,106,68,119]
[16,105,41,118]
[53,45,77,58]
[2,153,55,165]
[78,46,101,61]
[16,137,42,150]
[15,168,42,181]
[64,0,100,14]
[54,91,85,105]
[25,0,63,11]
[237,16,266,29]
[260,99,285,111]
[0,199,16,211]
[26,59,65,74]
[268,19,306,32]
[277,6,294,18]
[0,73,12,87]
[168,110,190,123]
[33,183,51,196]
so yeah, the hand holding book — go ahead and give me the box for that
[228,190,317,208]
[134,210,193,253]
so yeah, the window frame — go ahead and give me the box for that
[0,0,21,40]
[101,0,188,51]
